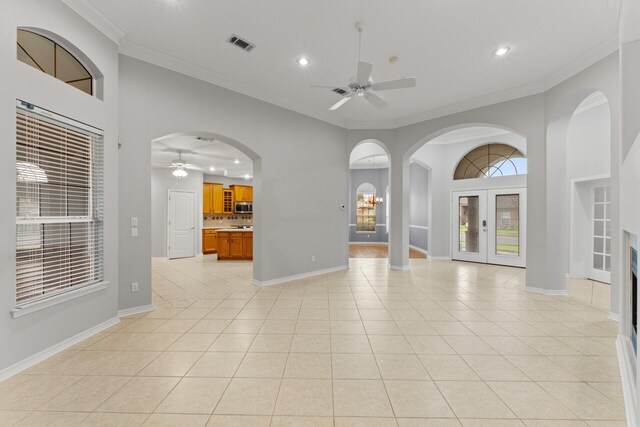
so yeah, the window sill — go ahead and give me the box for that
[11,281,109,319]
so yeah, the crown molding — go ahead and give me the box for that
[67,0,618,132]
[62,0,125,44]
[119,40,349,129]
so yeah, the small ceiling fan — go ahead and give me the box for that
[311,21,416,111]
[157,150,203,177]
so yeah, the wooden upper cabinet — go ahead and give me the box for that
[204,183,224,214]
[231,185,253,202]
[223,190,234,214]
[212,184,224,214]
[203,183,213,214]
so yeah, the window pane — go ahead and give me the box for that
[594,187,605,203]
[594,237,604,254]
[496,194,519,256]
[17,30,55,75]
[593,254,604,270]
[594,203,605,220]
[594,220,604,236]
[459,196,479,253]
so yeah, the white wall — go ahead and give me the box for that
[0,0,119,372]
[151,168,204,258]
[119,55,349,301]
[410,132,527,258]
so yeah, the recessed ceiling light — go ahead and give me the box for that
[209,166,215,171]
[297,56,310,66]
[494,46,511,57]
[234,159,240,164]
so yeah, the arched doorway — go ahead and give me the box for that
[563,91,612,308]
[409,126,528,267]
[149,131,261,297]
[348,140,391,259]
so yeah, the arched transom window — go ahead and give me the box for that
[454,143,526,180]
[17,29,93,95]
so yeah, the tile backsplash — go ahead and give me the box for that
[203,215,253,228]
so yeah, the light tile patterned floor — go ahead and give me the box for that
[0,256,626,426]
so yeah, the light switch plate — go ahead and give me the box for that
[131,227,138,237]
[130,217,138,227]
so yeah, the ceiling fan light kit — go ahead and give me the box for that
[311,21,417,111]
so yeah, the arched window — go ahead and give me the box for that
[356,183,376,232]
[454,143,526,180]
[17,29,93,95]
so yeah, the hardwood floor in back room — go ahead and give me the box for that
[349,243,427,259]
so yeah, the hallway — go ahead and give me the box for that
[0,257,625,426]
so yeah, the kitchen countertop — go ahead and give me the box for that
[203,227,253,232]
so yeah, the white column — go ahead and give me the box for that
[389,155,410,269]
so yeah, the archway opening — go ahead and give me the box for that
[409,126,527,267]
[564,91,612,310]
[348,140,392,260]
[150,132,260,299]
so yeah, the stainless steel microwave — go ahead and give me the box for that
[235,202,252,213]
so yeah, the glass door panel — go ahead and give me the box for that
[495,194,520,257]
[459,196,480,253]
[452,191,487,263]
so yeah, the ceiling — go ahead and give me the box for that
[152,133,253,178]
[70,0,619,128]
[350,141,389,169]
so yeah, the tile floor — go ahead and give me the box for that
[0,256,626,426]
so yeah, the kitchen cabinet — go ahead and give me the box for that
[217,231,252,260]
[231,185,253,202]
[223,190,234,214]
[243,232,253,258]
[203,229,217,254]
[203,183,213,214]
[203,183,224,214]
[217,232,230,258]
[230,233,244,257]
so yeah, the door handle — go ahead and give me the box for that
[482,219,487,231]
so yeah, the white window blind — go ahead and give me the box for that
[16,102,104,304]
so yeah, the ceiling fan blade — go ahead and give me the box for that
[364,92,388,109]
[310,85,348,90]
[371,77,416,91]
[329,96,352,111]
[356,61,373,83]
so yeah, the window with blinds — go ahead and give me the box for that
[16,102,104,304]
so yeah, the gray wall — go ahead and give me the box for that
[151,168,204,258]
[349,168,389,242]
[0,0,119,372]
[409,162,429,252]
[119,55,349,304]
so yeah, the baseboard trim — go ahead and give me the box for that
[524,286,569,296]
[429,256,452,261]
[253,265,349,287]
[0,316,120,382]
[609,312,620,322]
[389,264,410,271]
[617,336,638,427]
[348,241,388,245]
[118,304,154,318]
[409,245,429,256]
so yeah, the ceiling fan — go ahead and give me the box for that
[158,150,202,177]
[311,21,416,111]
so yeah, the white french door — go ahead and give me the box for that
[168,190,196,259]
[452,188,526,267]
[589,185,611,283]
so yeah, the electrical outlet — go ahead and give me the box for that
[311,255,316,262]
[131,282,139,292]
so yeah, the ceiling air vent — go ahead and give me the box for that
[195,136,215,143]
[227,34,256,52]
[332,88,348,96]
